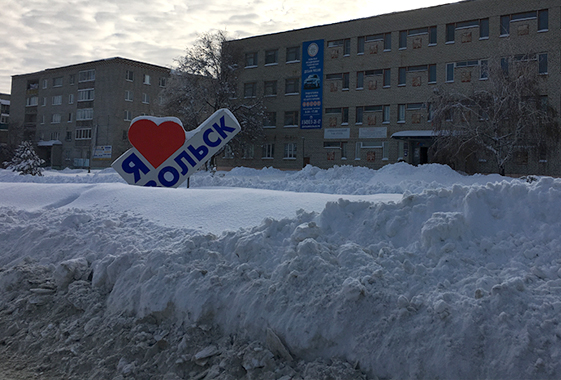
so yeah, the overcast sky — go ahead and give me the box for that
[1,0,457,94]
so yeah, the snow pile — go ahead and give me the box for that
[0,164,559,380]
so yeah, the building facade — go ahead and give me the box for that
[218,0,560,175]
[10,57,170,168]
[0,93,9,145]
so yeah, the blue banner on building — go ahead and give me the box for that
[300,40,324,129]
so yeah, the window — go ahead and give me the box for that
[223,145,234,159]
[26,96,38,106]
[68,94,74,104]
[383,105,390,123]
[501,57,509,76]
[284,143,297,159]
[480,18,489,38]
[125,90,133,101]
[51,113,61,124]
[244,82,257,98]
[357,36,365,54]
[285,78,299,94]
[356,107,364,124]
[265,49,278,65]
[538,53,548,74]
[398,67,406,86]
[356,72,364,89]
[480,60,489,80]
[446,23,455,43]
[78,69,95,82]
[50,132,60,140]
[76,108,93,120]
[264,112,276,128]
[42,79,48,89]
[68,113,73,122]
[383,69,391,87]
[126,70,134,81]
[78,88,94,101]
[343,38,351,56]
[384,32,391,51]
[143,74,151,85]
[284,111,298,127]
[75,128,92,140]
[159,77,167,87]
[342,73,350,90]
[42,97,47,106]
[429,64,437,83]
[398,104,406,123]
[242,144,254,159]
[245,52,258,67]
[262,143,274,159]
[53,77,63,87]
[66,131,72,141]
[500,15,510,36]
[538,9,548,31]
[69,74,75,85]
[399,30,407,49]
[142,93,150,104]
[124,110,132,121]
[286,46,300,62]
[427,103,434,121]
[429,26,437,44]
[446,63,454,82]
[52,95,62,105]
[264,80,277,96]
[342,107,349,124]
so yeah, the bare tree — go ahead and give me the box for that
[431,55,558,175]
[159,31,265,166]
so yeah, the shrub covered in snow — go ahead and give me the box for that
[3,141,44,176]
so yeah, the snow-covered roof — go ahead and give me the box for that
[37,139,62,146]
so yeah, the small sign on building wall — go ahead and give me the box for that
[93,145,112,160]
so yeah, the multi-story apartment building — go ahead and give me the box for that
[10,57,170,168]
[0,93,9,145]
[217,0,560,175]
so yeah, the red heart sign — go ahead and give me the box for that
[128,119,186,169]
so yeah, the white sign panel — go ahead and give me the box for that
[93,145,112,160]
[359,127,387,139]
[324,128,350,139]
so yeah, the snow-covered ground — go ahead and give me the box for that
[1,163,559,379]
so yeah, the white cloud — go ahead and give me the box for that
[0,0,456,93]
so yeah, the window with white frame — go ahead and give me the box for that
[262,143,274,159]
[51,113,61,124]
[68,112,73,122]
[398,104,406,123]
[78,69,95,82]
[159,77,166,87]
[243,144,254,159]
[142,93,150,104]
[143,74,151,85]
[76,108,93,120]
[42,97,47,106]
[53,77,63,87]
[75,128,92,140]
[52,95,62,105]
[284,143,297,159]
[69,74,75,85]
[42,79,48,89]
[383,105,390,123]
[78,88,94,101]
[68,94,74,104]
[124,110,132,121]
[26,96,38,106]
[126,70,134,81]
[50,131,60,140]
[446,63,454,82]
[125,90,133,101]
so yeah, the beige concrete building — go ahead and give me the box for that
[218,0,560,175]
[10,57,170,168]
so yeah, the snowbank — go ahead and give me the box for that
[0,164,559,379]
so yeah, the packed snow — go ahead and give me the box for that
[0,163,559,380]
